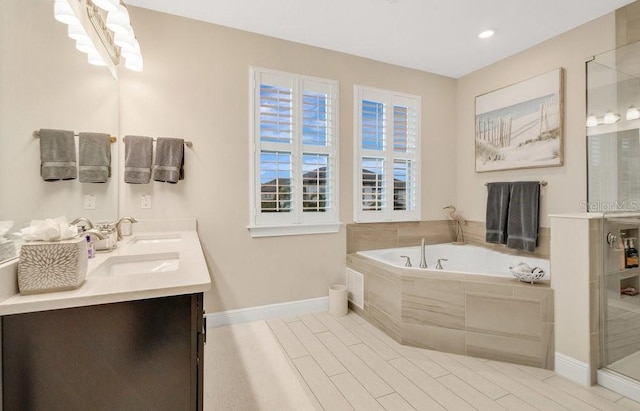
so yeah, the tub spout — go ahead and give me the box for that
[419,238,427,268]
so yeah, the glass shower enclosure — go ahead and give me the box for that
[587,40,640,391]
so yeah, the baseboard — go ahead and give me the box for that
[598,369,640,403]
[554,352,591,386]
[206,296,329,328]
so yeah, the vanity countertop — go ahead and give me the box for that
[0,218,211,316]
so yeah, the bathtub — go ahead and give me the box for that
[347,242,554,369]
[357,243,550,280]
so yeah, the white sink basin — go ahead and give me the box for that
[91,252,180,277]
[128,234,182,244]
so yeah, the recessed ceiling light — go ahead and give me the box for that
[478,29,495,39]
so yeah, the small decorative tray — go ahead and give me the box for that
[509,263,546,284]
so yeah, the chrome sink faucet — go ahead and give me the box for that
[419,238,427,268]
[109,217,138,240]
[71,217,94,230]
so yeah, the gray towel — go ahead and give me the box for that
[79,132,111,183]
[39,128,77,181]
[506,181,540,252]
[124,135,153,184]
[152,137,184,184]
[486,182,511,244]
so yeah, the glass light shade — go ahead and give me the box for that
[106,5,131,35]
[627,106,640,121]
[91,0,118,12]
[88,52,107,66]
[67,24,89,41]
[603,111,620,124]
[586,114,598,127]
[54,0,80,25]
[124,55,143,72]
[76,37,97,54]
[120,39,141,61]
[114,26,136,52]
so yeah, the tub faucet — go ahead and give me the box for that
[436,258,448,270]
[419,238,428,268]
[400,255,412,267]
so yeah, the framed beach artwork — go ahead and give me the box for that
[475,68,564,172]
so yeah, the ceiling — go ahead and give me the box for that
[126,0,635,78]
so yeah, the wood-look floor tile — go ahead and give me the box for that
[452,355,567,411]
[545,375,631,411]
[288,321,346,377]
[399,347,449,378]
[316,332,393,398]
[389,357,475,411]
[435,374,507,411]
[335,315,402,361]
[299,313,328,333]
[330,372,385,411]
[351,343,446,411]
[617,397,640,411]
[347,311,368,325]
[377,393,416,411]
[420,349,509,400]
[267,318,309,359]
[314,311,361,346]
[485,361,599,411]
[293,356,353,411]
[496,394,538,411]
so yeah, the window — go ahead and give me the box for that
[354,86,421,222]
[249,68,339,237]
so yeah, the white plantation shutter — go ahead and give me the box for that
[251,68,339,234]
[355,86,420,222]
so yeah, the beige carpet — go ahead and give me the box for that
[204,320,317,411]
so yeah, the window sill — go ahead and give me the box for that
[248,222,342,238]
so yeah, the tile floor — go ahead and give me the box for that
[205,310,640,410]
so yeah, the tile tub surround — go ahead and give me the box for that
[347,220,550,259]
[347,253,554,369]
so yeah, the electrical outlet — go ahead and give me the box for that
[141,194,152,209]
[83,194,96,210]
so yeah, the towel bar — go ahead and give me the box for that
[34,131,117,143]
[123,136,193,148]
[485,181,547,186]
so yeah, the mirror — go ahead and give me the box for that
[587,41,640,212]
[0,0,119,263]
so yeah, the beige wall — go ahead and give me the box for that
[118,8,457,312]
[0,0,119,231]
[455,14,617,228]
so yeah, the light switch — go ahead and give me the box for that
[141,194,152,209]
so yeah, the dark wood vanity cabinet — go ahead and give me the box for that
[2,293,205,411]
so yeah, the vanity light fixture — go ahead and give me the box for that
[478,29,495,39]
[627,105,640,121]
[53,0,143,77]
[603,111,620,124]
[586,114,599,127]
[54,0,80,25]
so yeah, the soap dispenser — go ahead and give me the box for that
[626,238,639,269]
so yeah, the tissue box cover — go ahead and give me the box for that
[0,240,16,261]
[18,237,87,295]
